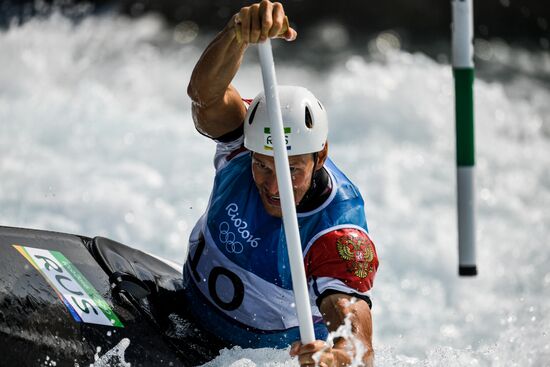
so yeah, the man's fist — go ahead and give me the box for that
[231,1,297,44]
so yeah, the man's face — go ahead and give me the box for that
[251,152,316,217]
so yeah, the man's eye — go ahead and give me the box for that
[255,161,267,170]
[290,167,302,176]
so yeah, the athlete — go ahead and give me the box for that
[184,1,379,366]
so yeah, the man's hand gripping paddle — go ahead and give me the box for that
[234,16,290,43]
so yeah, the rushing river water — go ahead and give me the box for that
[1,11,549,367]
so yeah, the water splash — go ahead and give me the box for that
[317,300,368,367]
[90,338,131,367]
[200,346,296,367]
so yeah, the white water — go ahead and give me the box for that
[91,338,131,367]
[1,12,550,367]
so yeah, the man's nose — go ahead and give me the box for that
[264,175,279,195]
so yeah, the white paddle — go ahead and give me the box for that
[257,39,316,344]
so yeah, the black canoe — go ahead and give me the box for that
[0,225,225,367]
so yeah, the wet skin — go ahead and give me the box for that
[251,152,317,218]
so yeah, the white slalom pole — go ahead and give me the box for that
[452,0,477,276]
[258,39,316,344]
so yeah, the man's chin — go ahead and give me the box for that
[261,198,283,218]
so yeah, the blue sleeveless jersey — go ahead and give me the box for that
[183,151,369,348]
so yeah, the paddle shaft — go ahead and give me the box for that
[258,40,316,344]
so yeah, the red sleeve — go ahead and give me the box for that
[305,228,379,293]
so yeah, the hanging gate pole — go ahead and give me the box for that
[452,0,477,276]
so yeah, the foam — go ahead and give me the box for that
[1,12,549,366]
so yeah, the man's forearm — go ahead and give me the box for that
[320,294,374,366]
[332,339,374,367]
[187,19,246,108]
[186,2,296,138]
[187,18,249,139]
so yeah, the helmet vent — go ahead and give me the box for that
[305,106,313,128]
[317,100,324,110]
[248,101,260,125]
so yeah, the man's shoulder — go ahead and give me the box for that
[323,159,364,204]
[305,226,379,294]
[214,135,250,172]
[324,158,358,187]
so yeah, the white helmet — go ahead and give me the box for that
[244,86,328,156]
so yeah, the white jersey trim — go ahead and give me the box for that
[314,276,372,299]
[214,135,246,172]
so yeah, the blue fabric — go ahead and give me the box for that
[184,152,369,348]
[184,278,329,348]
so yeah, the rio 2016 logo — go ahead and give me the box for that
[222,203,261,252]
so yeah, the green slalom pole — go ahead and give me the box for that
[452,0,477,276]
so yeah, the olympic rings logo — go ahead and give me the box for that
[219,222,244,254]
